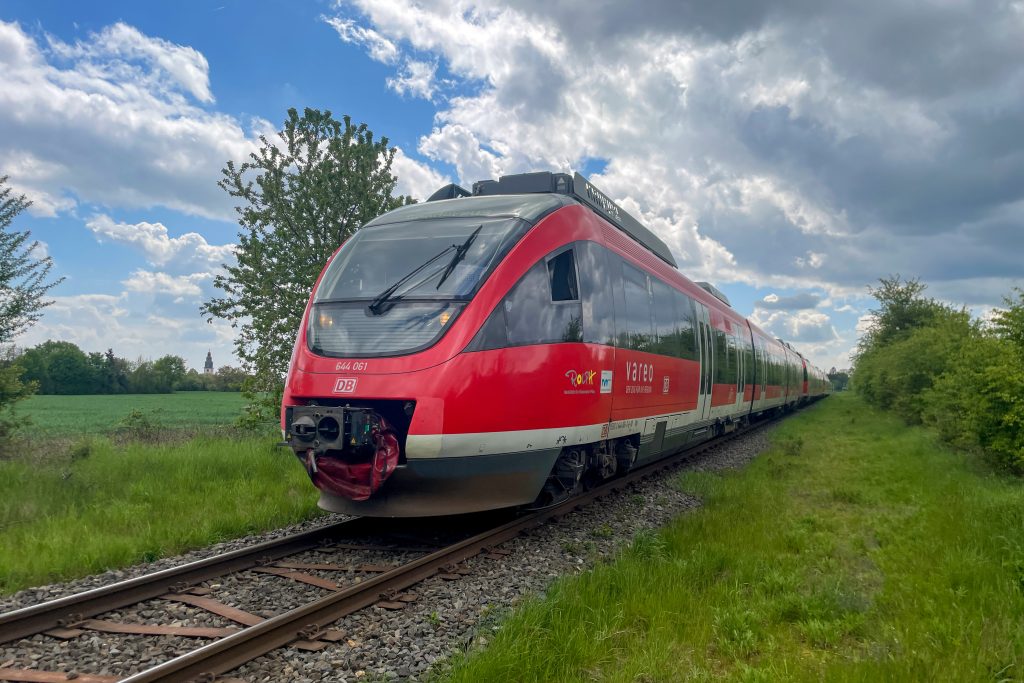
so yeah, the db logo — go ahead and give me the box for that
[333,378,358,394]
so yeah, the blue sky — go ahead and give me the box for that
[2,0,1022,373]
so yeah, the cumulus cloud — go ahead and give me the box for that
[391,147,450,200]
[122,269,210,299]
[326,2,1024,276]
[752,308,839,343]
[325,0,1024,365]
[0,19,267,220]
[85,214,235,273]
[46,21,215,103]
[386,59,438,100]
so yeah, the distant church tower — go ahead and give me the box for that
[204,351,214,375]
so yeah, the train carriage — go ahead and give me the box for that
[282,171,828,516]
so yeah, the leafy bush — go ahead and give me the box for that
[921,291,1024,472]
[855,279,1024,473]
[855,309,974,424]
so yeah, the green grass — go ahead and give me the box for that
[17,392,248,437]
[442,393,1024,682]
[0,435,320,595]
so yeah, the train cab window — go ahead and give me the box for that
[468,247,584,351]
[547,249,579,301]
[505,257,583,345]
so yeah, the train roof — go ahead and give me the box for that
[364,193,572,228]
[419,171,678,268]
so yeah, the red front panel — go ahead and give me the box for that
[289,341,708,436]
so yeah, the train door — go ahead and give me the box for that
[735,331,745,410]
[696,302,713,422]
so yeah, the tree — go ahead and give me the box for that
[827,368,850,392]
[202,108,413,424]
[0,177,62,441]
[212,365,247,392]
[1,177,62,346]
[18,341,107,394]
[152,355,187,391]
[856,275,947,357]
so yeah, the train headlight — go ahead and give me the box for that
[318,311,334,328]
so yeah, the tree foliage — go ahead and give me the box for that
[202,108,412,424]
[0,177,62,443]
[1,177,62,346]
[854,277,1024,472]
[14,341,246,394]
[856,275,949,357]
[827,368,850,392]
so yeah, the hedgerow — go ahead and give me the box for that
[854,279,1024,472]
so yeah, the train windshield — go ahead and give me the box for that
[308,215,529,358]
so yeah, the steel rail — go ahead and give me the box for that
[121,421,768,683]
[0,517,373,645]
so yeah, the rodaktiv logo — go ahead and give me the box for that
[565,369,597,388]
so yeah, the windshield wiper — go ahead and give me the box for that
[435,225,482,290]
[367,245,455,315]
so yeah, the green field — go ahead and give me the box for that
[0,434,320,594]
[18,392,248,437]
[0,391,322,595]
[443,394,1024,682]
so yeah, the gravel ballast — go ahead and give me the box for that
[1,425,776,681]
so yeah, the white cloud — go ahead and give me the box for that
[122,269,210,298]
[323,0,1024,371]
[47,21,215,103]
[418,124,503,189]
[321,15,399,63]
[386,59,438,99]
[85,214,235,273]
[391,147,450,200]
[751,308,840,345]
[0,20,267,220]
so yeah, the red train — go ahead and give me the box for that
[282,172,831,517]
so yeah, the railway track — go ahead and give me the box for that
[0,417,778,683]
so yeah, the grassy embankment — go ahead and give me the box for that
[444,393,1024,682]
[0,393,321,596]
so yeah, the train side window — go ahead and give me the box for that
[713,328,730,383]
[651,278,679,358]
[620,262,653,351]
[727,333,739,386]
[576,241,617,346]
[547,249,579,302]
[673,290,698,361]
